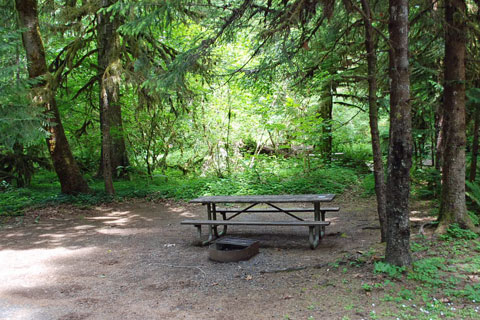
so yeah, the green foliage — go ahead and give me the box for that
[361,283,372,292]
[373,261,405,279]
[412,167,441,199]
[334,144,373,172]
[468,211,480,226]
[360,174,376,197]
[1,163,359,216]
[0,0,473,235]
[440,224,478,241]
[466,181,480,208]
[397,288,414,300]
[452,283,480,301]
[408,257,446,286]
[410,241,428,253]
[0,84,48,149]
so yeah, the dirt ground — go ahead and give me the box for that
[0,194,428,320]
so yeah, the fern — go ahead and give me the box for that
[466,181,480,207]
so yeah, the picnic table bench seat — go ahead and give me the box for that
[215,207,340,213]
[181,219,331,249]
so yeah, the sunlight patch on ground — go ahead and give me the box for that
[72,224,96,230]
[0,247,97,293]
[327,217,339,224]
[95,227,153,235]
[93,206,114,212]
[180,211,198,218]
[4,232,26,238]
[102,216,137,226]
[85,210,133,225]
[410,216,436,222]
[106,210,132,216]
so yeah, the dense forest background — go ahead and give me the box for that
[2,0,480,265]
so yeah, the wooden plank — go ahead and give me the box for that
[216,208,315,213]
[321,207,340,211]
[180,220,330,226]
[215,237,259,246]
[189,194,336,204]
[216,207,340,213]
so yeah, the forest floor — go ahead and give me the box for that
[0,193,479,320]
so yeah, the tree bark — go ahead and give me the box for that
[435,103,445,171]
[360,0,387,243]
[97,106,130,180]
[470,107,479,182]
[96,0,129,184]
[15,0,89,194]
[319,79,334,161]
[437,0,475,232]
[97,0,123,195]
[385,0,412,266]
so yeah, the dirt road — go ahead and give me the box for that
[0,196,381,319]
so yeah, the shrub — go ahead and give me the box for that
[440,223,478,241]
[373,261,405,279]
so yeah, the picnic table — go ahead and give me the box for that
[181,194,338,249]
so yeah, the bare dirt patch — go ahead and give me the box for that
[0,195,434,319]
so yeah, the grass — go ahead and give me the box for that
[0,158,360,216]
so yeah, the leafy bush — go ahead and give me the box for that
[412,167,441,199]
[334,144,373,172]
[440,223,478,241]
[0,162,360,215]
[468,211,480,226]
[361,174,376,197]
[373,261,405,279]
[466,180,480,207]
[408,257,446,286]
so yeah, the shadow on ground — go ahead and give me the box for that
[0,197,384,319]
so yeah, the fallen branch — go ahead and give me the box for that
[419,222,436,236]
[260,262,328,274]
[157,263,207,277]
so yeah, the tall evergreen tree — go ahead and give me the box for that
[385,0,413,266]
[96,0,129,182]
[437,0,476,232]
[97,0,122,194]
[356,0,387,242]
[15,0,89,194]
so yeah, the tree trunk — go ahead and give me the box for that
[385,0,412,266]
[470,107,479,182]
[15,0,89,195]
[435,103,445,171]
[437,0,475,232]
[319,79,334,161]
[97,107,130,180]
[110,104,129,178]
[97,0,124,194]
[96,0,129,182]
[360,0,387,243]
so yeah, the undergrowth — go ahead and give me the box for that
[339,224,480,320]
[0,159,360,216]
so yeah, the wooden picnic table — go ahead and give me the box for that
[182,194,338,249]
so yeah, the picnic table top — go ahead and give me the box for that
[189,194,335,204]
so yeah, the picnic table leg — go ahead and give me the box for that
[314,202,323,238]
[220,212,228,236]
[320,209,326,237]
[309,226,319,249]
[211,203,227,237]
[212,203,219,237]
[194,224,202,245]
[204,203,217,245]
